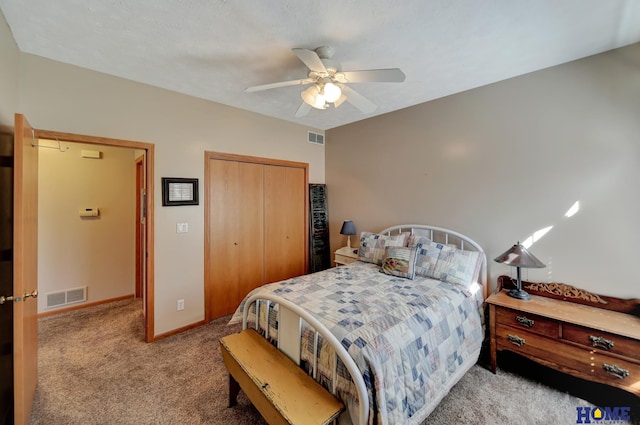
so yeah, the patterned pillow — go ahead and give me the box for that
[432,247,482,288]
[358,232,408,266]
[407,235,453,278]
[408,235,483,287]
[380,246,419,279]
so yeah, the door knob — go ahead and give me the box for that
[24,289,38,299]
[0,290,37,304]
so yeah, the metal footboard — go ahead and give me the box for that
[242,293,369,425]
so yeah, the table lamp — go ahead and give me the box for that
[340,220,357,249]
[494,242,545,300]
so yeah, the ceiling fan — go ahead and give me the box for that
[245,46,406,117]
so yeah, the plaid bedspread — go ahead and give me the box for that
[229,261,484,425]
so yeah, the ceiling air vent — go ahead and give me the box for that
[307,131,324,146]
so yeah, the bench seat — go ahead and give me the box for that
[220,329,345,425]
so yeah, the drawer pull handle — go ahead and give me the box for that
[603,363,629,379]
[589,335,614,351]
[507,334,525,347]
[516,315,534,328]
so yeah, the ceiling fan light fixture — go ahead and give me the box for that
[322,81,342,103]
[314,93,327,109]
[301,85,328,110]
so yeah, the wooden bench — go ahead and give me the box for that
[220,329,345,425]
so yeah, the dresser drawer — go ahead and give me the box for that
[495,307,559,338]
[334,253,358,265]
[589,353,640,385]
[495,324,640,396]
[563,323,640,361]
[495,325,582,370]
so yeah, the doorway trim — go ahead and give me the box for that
[135,155,145,299]
[35,129,156,342]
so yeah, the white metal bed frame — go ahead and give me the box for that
[241,224,487,425]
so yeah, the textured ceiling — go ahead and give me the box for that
[2,0,640,130]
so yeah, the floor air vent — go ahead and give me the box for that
[46,286,87,308]
[307,131,324,145]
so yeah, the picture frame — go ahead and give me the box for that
[162,177,199,206]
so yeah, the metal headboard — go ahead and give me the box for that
[379,224,488,299]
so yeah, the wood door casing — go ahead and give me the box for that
[209,159,264,318]
[33,129,155,341]
[13,114,38,425]
[264,165,306,284]
[135,156,145,299]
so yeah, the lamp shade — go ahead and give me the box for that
[301,85,327,110]
[322,81,342,103]
[494,243,545,268]
[494,242,545,300]
[340,220,356,236]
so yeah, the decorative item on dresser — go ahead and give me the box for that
[494,242,545,300]
[487,276,640,398]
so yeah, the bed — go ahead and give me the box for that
[228,224,487,425]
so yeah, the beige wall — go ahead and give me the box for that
[37,142,136,311]
[327,43,640,299]
[0,8,18,126]
[1,11,325,335]
[14,53,324,336]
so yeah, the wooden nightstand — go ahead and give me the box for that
[334,246,358,266]
[487,289,640,397]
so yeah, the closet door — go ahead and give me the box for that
[264,165,306,284]
[209,159,264,318]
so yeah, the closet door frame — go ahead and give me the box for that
[204,151,309,322]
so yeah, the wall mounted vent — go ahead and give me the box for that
[45,286,87,309]
[307,131,325,145]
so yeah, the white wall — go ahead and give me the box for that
[37,141,136,311]
[326,43,640,299]
[15,53,325,336]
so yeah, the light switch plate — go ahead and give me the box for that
[176,222,188,233]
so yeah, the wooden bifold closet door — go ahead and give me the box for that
[263,165,306,284]
[206,153,308,320]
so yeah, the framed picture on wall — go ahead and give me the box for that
[162,177,199,206]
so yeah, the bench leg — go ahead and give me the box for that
[228,374,240,407]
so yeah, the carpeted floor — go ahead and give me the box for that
[30,298,637,424]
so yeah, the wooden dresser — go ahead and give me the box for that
[487,288,640,397]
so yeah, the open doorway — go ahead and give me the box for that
[34,129,155,342]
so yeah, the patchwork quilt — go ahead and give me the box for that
[229,261,484,425]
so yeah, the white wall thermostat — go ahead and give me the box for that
[79,208,100,217]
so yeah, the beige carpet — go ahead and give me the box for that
[29,298,634,425]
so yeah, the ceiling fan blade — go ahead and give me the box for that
[340,85,377,114]
[246,78,314,92]
[338,68,406,83]
[292,48,327,73]
[295,102,312,117]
